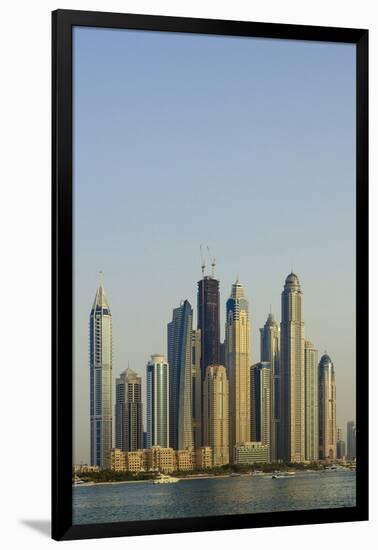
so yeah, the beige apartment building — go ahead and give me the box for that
[226,281,251,460]
[195,446,213,469]
[203,364,229,465]
[280,273,305,462]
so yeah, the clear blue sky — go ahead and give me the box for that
[73,27,356,464]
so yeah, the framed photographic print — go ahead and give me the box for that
[52,9,368,541]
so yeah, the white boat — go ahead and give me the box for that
[153,473,180,484]
[73,478,85,485]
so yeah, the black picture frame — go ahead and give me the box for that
[52,9,369,541]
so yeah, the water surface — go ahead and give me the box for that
[73,470,356,525]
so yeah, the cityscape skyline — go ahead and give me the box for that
[73,27,356,465]
[86,269,353,468]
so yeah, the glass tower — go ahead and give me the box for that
[89,280,112,467]
[167,300,194,450]
[146,354,169,448]
[197,276,220,376]
[260,313,280,461]
[304,340,319,460]
[250,362,271,462]
[115,368,143,452]
[318,353,337,459]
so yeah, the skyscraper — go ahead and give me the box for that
[250,362,271,462]
[280,272,305,462]
[203,364,229,465]
[191,329,202,449]
[197,276,220,376]
[90,279,112,467]
[347,420,356,460]
[197,274,220,446]
[318,353,337,460]
[304,340,319,461]
[260,313,280,461]
[115,368,143,452]
[226,280,251,458]
[146,354,169,448]
[167,300,193,451]
[336,426,346,459]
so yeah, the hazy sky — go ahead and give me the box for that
[73,27,356,464]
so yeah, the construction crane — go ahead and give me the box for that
[207,246,216,278]
[200,245,206,278]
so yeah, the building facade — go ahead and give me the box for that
[197,275,220,446]
[233,442,270,465]
[203,364,229,465]
[197,276,220,375]
[146,354,169,448]
[336,427,346,459]
[250,362,271,462]
[304,340,319,461]
[347,421,356,460]
[191,329,202,449]
[195,446,213,469]
[318,353,337,460]
[226,280,251,459]
[90,281,113,468]
[260,313,280,461]
[280,273,305,462]
[115,368,143,452]
[167,300,194,450]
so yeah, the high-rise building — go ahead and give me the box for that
[115,368,143,452]
[203,364,229,465]
[318,353,337,460]
[167,300,194,451]
[304,340,319,461]
[197,274,220,446]
[226,280,251,458]
[260,313,280,461]
[347,420,356,460]
[197,276,220,376]
[146,354,169,448]
[336,427,346,459]
[250,362,271,462]
[280,273,305,462]
[90,280,112,468]
[191,329,202,449]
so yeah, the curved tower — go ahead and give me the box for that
[90,279,112,467]
[280,273,305,462]
[168,300,194,451]
[318,353,337,459]
[226,280,251,459]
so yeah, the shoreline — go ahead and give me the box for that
[73,468,354,487]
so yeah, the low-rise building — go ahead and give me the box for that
[126,451,145,472]
[233,442,270,465]
[175,449,193,471]
[195,447,213,469]
[106,448,126,471]
[146,446,176,473]
[73,464,100,474]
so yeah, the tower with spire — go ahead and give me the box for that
[225,280,251,461]
[89,275,113,467]
[318,353,337,459]
[279,272,305,462]
[260,312,280,461]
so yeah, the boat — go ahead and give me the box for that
[230,472,241,477]
[153,473,180,484]
[271,473,292,479]
[73,478,85,485]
